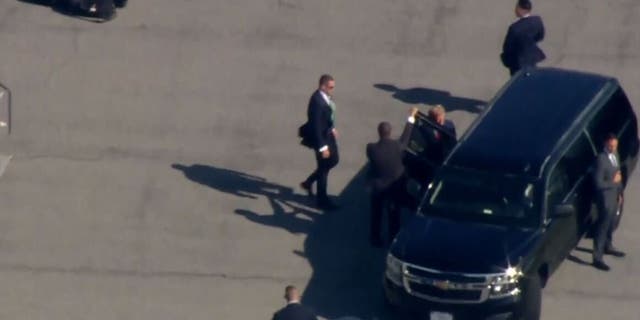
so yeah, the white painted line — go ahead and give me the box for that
[0,154,13,178]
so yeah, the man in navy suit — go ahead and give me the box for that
[272,286,317,320]
[300,75,340,210]
[592,134,626,271]
[500,0,546,75]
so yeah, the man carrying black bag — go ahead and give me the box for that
[299,74,340,211]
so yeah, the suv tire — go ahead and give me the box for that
[518,274,541,320]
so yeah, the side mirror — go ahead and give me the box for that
[553,204,575,218]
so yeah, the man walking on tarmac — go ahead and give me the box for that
[500,0,546,75]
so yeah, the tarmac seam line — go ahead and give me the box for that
[0,263,305,283]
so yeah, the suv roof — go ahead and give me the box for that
[447,68,617,177]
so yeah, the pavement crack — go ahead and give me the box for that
[0,263,301,283]
[549,288,640,302]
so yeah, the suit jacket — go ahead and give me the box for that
[306,90,335,151]
[366,123,413,192]
[593,151,622,210]
[501,15,546,72]
[420,119,457,165]
[441,119,457,140]
[272,303,317,320]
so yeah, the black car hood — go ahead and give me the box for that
[391,215,540,274]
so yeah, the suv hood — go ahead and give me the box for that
[391,215,540,274]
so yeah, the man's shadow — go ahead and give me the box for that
[174,163,398,319]
[172,164,320,234]
[374,83,485,113]
[567,246,594,266]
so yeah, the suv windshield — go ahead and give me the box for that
[420,167,540,227]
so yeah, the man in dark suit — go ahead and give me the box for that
[592,134,626,271]
[272,285,317,320]
[300,74,340,210]
[366,109,419,247]
[500,0,546,75]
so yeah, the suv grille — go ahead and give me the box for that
[403,263,490,303]
[409,282,482,301]
[406,265,486,283]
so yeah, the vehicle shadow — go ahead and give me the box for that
[173,163,399,320]
[17,0,51,6]
[17,0,116,22]
[374,83,485,113]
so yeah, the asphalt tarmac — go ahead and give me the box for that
[0,1,638,319]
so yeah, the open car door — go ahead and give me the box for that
[403,110,457,186]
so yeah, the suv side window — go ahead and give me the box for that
[547,133,595,207]
[546,166,569,207]
[587,88,639,182]
[587,89,633,147]
[561,133,596,187]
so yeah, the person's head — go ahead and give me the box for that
[428,104,446,125]
[604,133,618,153]
[377,121,392,139]
[515,0,532,18]
[284,285,300,303]
[318,74,335,96]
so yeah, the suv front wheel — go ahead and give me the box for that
[517,274,541,320]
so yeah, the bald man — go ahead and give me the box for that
[272,286,317,320]
[366,110,418,247]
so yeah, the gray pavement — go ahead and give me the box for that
[0,0,639,319]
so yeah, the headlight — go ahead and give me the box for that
[488,266,523,298]
[385,254,404,286]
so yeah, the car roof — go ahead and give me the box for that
[447,68,617,177]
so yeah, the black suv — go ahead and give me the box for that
[384,68,639,320]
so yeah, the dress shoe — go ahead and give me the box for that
[593,260,610,271]
[605,247,626,258]
[300,181,313,197]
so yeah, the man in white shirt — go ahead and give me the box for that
[300,75,340,210]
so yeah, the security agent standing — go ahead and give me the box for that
[500,0,546,75]
[366,109,418,247]
[592,134,626,271]
[272,285,318,320]
[300,75,340,210]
